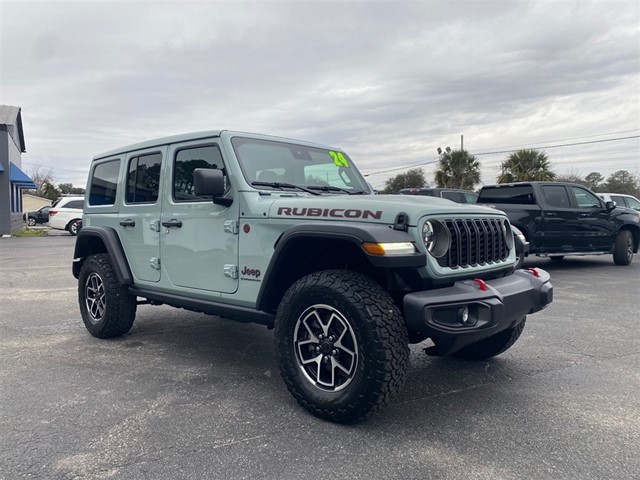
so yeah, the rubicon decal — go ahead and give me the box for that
[277,207,383,220]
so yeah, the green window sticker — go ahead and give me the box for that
[329,151,350,167]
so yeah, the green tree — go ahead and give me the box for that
[42,182,61,201]
[433,150,481,190]
[585,172,605,191]
[603,170,640,196]
[58,183,86,195]
[498,149,555,183]
[381,168,426,194]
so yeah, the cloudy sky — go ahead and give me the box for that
[1,0,639,190]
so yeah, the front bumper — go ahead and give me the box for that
[403,268,553,355]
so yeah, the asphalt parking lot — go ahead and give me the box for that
[1,235,639,479]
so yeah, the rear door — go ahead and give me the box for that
[118,148,164,283]
[160,139,239,294]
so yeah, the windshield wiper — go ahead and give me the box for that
[307,185,368,195]
[251,181,320,195]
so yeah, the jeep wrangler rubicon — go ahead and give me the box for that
[73,130,553,423]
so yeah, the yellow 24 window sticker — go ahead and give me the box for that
[329,151,350,167]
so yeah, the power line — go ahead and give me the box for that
[362,134,640,177]
[22,161,88,174]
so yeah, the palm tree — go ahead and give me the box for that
[434,150,481,190]
[498,149,555,183]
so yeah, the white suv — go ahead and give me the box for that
[599,193,640,211]
[48,197,84,235]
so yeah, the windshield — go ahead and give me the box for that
[231,137,370,194]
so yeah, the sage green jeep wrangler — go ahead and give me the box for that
[73,130,553,423]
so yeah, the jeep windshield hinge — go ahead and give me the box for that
[224,220,239,234]
[224,264,238,279]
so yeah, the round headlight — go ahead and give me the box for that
[422,221,435,249]
[421,220,450,258]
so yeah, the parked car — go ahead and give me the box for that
[598,193,640,211]
[477,182,640,266]
[23,205,51,226]
[47,197,84,235]
[398,187,478,204]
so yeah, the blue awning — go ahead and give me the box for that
[10,163,37,189]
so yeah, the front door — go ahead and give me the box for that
[160,139,239,294]
[570,186,616,251]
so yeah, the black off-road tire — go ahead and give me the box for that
[613,230,633,266]
[454,317,526,361]
[68,219,82,236]
[275,270,409,424]
[78,254,137,338]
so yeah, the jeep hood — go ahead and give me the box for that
[268,194,502,226]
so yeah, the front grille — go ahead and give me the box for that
[437,218,509,268]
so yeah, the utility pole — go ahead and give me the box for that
[461,134,464,151]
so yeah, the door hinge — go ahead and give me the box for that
[150,220,160,232]
[150,257,161,270]
[224,264,238,279]
[224,220,239,234]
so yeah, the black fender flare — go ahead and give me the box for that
[72,226,133,284]
[256,222,425,311]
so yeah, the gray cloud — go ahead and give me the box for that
[2,0,638,188]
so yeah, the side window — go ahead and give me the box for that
[541,185,571,208]
[173,145,226,202]
[477,185,536,204]
[463,192,478,203]
[126,152,162,203]
[66,200,84,209]
[441,191,464,203]
[89,160,120,206]
[610,195,625,206]
[571,186,601,208]
[624,196,640,210]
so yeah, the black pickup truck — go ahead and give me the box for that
[477,182,640,265]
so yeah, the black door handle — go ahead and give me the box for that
[579,213,589,218]
[161,219,183,228]
[119,219,136,227]
[546,212,557,217]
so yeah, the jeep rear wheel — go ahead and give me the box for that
[613,230,633,266]
[78,254,137,338]
[453,317,526,360]
[275,270,409,423]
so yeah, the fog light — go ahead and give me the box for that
[458,306,471,324]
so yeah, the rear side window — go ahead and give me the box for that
[126,152,162,203]
[610,195,625,206]
[173,145,226,202]
[65,200,84,209]
[541,185,571,208]
[477,185,536,204]
[463,192,478,203]
[89,160,120,206]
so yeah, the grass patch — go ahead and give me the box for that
[13,228,49,237]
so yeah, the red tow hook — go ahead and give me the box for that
[527,268,540,278]
[472,278,487,291]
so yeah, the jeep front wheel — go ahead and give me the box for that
[275,270,409,423]
[78,254,137,338]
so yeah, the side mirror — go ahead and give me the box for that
[194,168,225,197]
[605,200,616,211]
[194,168,232,206]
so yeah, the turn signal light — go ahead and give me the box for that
[362,242,416,256]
